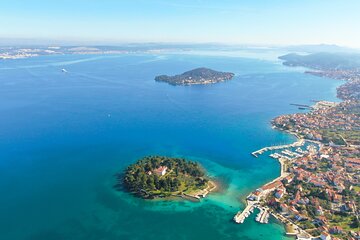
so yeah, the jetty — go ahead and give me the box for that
[290,103,312,109]
[233,202,255,223]
[234,204,272,224]
[182,193,200,200]
[181,181,217,200]
[251,139,305,157]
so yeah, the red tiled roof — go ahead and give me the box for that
[261,181,282,190]
[155,166,167,173]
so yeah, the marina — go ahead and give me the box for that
[233,202,255,223]
[255,208,270,224]
[251,139,305,157]
[235,139,308,225]
[234,204,271,224]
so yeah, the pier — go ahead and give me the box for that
[234,204,272,224]
[290,103,312,109]
[251,139,304,158]
[233,202,255,223]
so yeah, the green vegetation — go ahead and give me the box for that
[279,52,360,70]
[155,67,235,85]
[120,156,210,199]
[298,220,315,230]
[353,185,360,193]
[329,213,357,231]
[318,128,360,145]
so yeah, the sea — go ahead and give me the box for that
[0,50,341,240]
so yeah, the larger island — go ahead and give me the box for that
[155,67,235,85]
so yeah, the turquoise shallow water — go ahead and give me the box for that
[0,53,340,240]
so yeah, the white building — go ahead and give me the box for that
[155,166,168,176]
[320,232,331,240]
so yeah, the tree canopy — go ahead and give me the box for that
[120,156,209,199]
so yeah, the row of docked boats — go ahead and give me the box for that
[255,208,269,224]
[233,205,255,223]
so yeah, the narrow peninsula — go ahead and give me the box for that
[155,67,235,86]
[119,156,216,200]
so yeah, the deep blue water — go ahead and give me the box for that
[0,53,340,240]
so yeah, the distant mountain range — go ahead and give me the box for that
[1,42,359,62]
[281,44,358,54]
[279,52,360,70]
[0,40,357,53]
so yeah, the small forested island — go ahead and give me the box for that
[155,67,235,85]
[120,156,216,200]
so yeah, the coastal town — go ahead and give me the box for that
[234,106,359,239]
[234,55,360,240]
[273,100,360,146]
[0,46,171,59]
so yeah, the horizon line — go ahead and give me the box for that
[0,38,358,50]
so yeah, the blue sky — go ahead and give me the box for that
[1,0,360,47]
